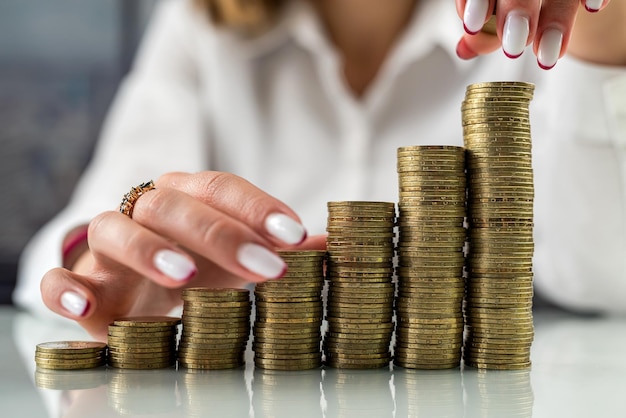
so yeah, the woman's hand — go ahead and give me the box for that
[455,0,626,69]
[40,171,326,340]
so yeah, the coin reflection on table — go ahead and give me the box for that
[393,368,464,417]
[252,368,323,418]
[463,368,534,418]
[323,368,393,418]
[181,368,249,417]
[106,368,179,416]
[34,367,107,390]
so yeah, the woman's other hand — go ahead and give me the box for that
[455,0,626,68]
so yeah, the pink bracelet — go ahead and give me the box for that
[62,227,89,262]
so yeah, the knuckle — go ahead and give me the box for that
[136,188,170,220]
[241,194,272,218]
[198,217,233,248]
[199,172,237,203]
[156,171,185,188]
[88,212,115,241]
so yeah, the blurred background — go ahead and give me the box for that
[0,0,160,303]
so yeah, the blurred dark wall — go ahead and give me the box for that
[0,0,158,303]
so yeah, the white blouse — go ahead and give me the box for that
[15,0,626,318]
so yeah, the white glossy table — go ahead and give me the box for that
[2,305,626,418]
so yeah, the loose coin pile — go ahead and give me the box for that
[35,341,107,370]
[179,288,251,369]
[394,146,467,369]
[107,316,179,369]
[253,250,326,370]
[324,201,396,369]
[462,81,535,370]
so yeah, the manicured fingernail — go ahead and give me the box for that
[463,0,490,34]
[237,243,286,279]
[154,249,197,281]
[585,0,603,12]
[537,28,563,70]
[61,291,89,317]
[265,213,307,245]
[502,12,529,58]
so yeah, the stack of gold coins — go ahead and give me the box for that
[325,201,396,369]
[394,145,467,369]
[462,81,535,370]
[107,316,180,369]
[179,288,251,369]
[253,250,325,371]
[35,341,107,370]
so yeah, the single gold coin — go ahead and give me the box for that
[112,316,181,327]
[36,341,107,354]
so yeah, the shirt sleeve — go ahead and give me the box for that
[532,55,626,313]
[13,0,209,319]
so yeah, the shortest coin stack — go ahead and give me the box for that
[179,288,252,369]
[253,250,326,371]
[107,316,180,369]
[35,341,107,370]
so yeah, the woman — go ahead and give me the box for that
[14,0,626,340]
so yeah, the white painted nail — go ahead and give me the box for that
[61,291,88,317]
[502,12,529,58]
[585,0,603,11]
[265,213,306,245]
[237,243,286,279]
[537,28,563,70]
[154,249,197,281]
[463,0,490,34]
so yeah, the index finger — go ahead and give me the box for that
[157,171,307,246]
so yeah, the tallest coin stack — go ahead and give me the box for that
[461,81,535,370]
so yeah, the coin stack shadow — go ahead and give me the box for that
[253,250,326,370]
[462,81,535,370]
[35,341,107,371]
[107,317,180,369]
[394,146,467,369]
[324,201,396,369]
[178,288,251,369]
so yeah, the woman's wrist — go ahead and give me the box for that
[61,225,89,270]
